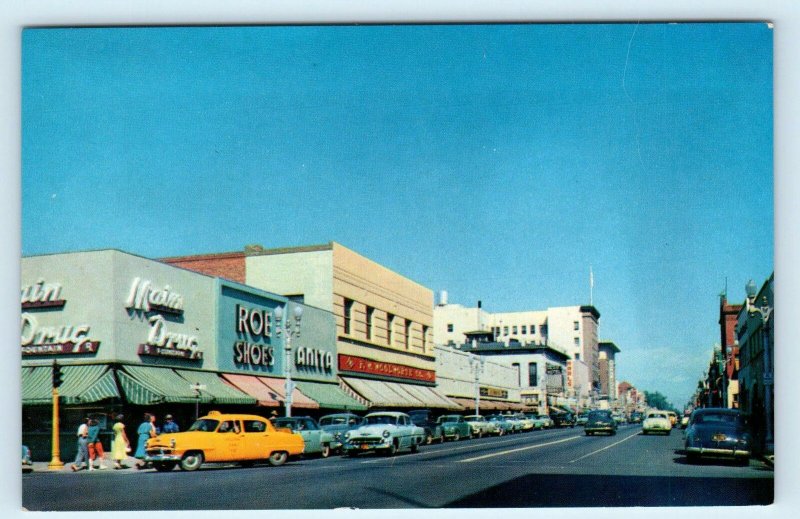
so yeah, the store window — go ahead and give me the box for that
[343,299,354,335]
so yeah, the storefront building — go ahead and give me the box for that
[21,249,363,461]
[163,242,460,411]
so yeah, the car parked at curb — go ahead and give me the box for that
[576,412,590,426]
[342,412,425,456]
[513,413,536,431]
[145,410,305,471]
[486,415,514,435]
[684,408,751,465]
[642,410,672,435]
[551,412,576,428]
[437,414,473,441]
[271,416,339,458]
[524,413,546,430]
[464,415,495,438]
[537,414,554,429]
[408,409,444,444]
[319,413,363,452]
[584,410,617,436]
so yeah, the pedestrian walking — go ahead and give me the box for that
[111,414,131,470]
[161,414,179,434]
[135,413,157,469]
[71,417,90,472]
[87,418,108,470]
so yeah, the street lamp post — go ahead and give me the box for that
[191,383,206,420]
[469,354,485,415]
[275,303,303,418]
[745,279,773,456]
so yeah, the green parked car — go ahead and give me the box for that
[437,415,473,441]
[271,416,340,458]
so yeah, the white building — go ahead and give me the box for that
[433,300,601,409]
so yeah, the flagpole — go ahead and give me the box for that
[590,266,594,306]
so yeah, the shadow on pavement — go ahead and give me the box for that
[445,473,773,507]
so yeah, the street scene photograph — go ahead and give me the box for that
[18,21,775,512]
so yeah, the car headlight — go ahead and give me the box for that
[344,431,351,439]
[382,430,391,438]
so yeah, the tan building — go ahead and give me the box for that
[164,242,458,410]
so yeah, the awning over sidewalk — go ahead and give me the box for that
[259,378,319,410]
[174,369,256,405]
[293,380,367,411]
[22,365,120,405]
[118,365,214,405]
[220,373,281,407]
[341,377,462,409]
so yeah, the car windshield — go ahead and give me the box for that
[319,416,350,426]
[647,413,668,420]
[439,415,460,423]
[188,419,219,432]
[464,417,483,422]
[588,412,610,420]
[272,419,299,430]
[364,415,398,425]
[693,412,741,425]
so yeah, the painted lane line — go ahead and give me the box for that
[357,431,567,462]
[458,435,582,463]
[568,431,640,463]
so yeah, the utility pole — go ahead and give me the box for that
[48,361,64,470]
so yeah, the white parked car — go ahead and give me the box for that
[342,412,426,456]
[642,410,672,435]
[464,415,495,438]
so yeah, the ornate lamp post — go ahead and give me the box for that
[745,279,773,455]
[275,303,303,417]
[469,354,485,415]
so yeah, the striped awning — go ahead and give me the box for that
[21,365,120,405]
[259,378,319,409]
[174,370,256,405]
[220,373,281,407]
[118,365,215,405]
[340,377,461,409]
[293,380,367,411]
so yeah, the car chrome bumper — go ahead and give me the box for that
[686,446,750,457]
[144,453,182,462]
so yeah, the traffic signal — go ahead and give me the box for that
[52,361,63,389]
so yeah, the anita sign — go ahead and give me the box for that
[125,278,184,315]
[138,315,202,360]
[20,313,100,356]
[295,347,333,372]
[21,279,66,309]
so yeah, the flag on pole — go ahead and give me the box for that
[590,266,594,305]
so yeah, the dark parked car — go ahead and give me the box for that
[629,411,643,424]
[684,408,751,465]
[584,410,617,436]
[408,409,444,444]
[550,412,576,428]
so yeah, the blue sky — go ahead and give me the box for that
[21,23,773,408]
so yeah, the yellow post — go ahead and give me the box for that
[48,387,63,470]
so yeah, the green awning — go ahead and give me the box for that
[294,380,367,411]
[22,365,121,405]
[118,365,215,405]
[174,369,256,405]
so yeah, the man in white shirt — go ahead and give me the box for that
[71,417,90,472]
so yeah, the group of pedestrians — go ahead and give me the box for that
[71,413,180,472]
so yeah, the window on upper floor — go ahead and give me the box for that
[503,326,509,335]
[528,362,538,387]
[512,325,518,334]
[422,325,429,352]
[574,321,580,331]
[404,319,411,350]
[521,325,527,334]
[574,337,580,347]
[365,306,374,340]
[343,299,354,335]
[387,313,395,346]
[447,323,454,333]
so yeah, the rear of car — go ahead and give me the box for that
[684,408,751,464]
[642,411,672,435]
[584,410,617,436]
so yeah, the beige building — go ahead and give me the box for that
[165,242,457,410]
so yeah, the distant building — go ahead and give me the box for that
[719,294,743,409]
[434,301,601,408]
[598,341,620,402]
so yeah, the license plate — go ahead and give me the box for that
[712,434,727,441]
[360,444,369,450]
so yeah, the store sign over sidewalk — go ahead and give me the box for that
[20,313,100,356]
[338,354,435,383]
[21,279,66,309]
[138,315,203,360]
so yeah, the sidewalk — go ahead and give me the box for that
[27,456,145,473]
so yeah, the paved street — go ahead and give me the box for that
[22,424,773,510]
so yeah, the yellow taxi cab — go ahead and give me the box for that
[144,411,304,471]
[667,411,678,427]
